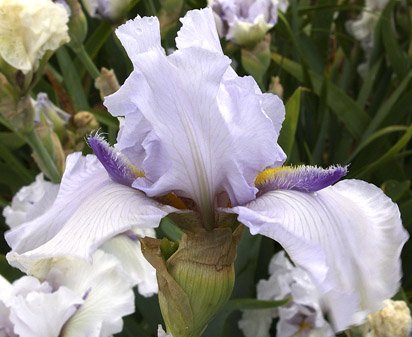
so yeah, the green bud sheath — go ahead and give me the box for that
[141,226,242,337]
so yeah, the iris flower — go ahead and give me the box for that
[0,250,134,337]
[6,7,408,333]
[208,0,288,45]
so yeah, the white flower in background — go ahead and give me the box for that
[5,8,408,333]
[2,174,59,229]
[346,0,389,72]
[239,251,334,337]
[81,0,133,21]
[368,299,412,337]
[0,250,134,337]
[0,0,70,74]
[3,170,158,297]
[208,0,288,45]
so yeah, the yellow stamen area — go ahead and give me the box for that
[158,193,188,210]
[255,166,293,186]
[128,163,144,178]
[298,320,313,333]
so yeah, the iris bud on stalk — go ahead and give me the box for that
[141,217,242,337]
[61,0,88,51]
[0,74,34,132]
[95,67,120,98]
[33,118,66,176]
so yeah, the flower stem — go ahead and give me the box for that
[25,129,61,183]
[77,45,100,79]
[145,0,157,16]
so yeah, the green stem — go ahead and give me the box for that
[25,129,61,183]
[77,45,100,79]
[145,0,157,16]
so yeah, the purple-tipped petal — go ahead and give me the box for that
[256,165,348,194]
[88,134,142,186]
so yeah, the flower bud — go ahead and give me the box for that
[269,76,284,98]
[73,111,99,136]
[94,68,120,99]
[34,116,66,175]
[0,75,34,132]
[368,299,412,337]
[62,0,88,51]
[141,225,242,337]
[33,93,71,139]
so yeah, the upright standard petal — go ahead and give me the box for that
[6,153,173,276]
[107,9,285,228]
[233,179,409,331]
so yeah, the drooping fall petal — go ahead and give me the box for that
[233,179,409,331]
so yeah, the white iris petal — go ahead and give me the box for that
[233,180,409,331]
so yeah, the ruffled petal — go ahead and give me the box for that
[103,9,285,230]
[176,8,223,53]
[47,250,135,337]
[101,228,158,297]
[8,287,82,337]
[6,153,173,276]
[2,173,59,229]
[232,179,409,331]
[115,15,162,63]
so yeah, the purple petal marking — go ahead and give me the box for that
[88,134,139,186]
[123,230,140,242]
[256,165,348,194]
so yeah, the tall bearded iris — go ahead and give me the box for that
[5,7,408,334]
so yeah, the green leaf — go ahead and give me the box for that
[272,53,370,139]
[56,47,89,110]
[357,59,383,107]
[223,298,289,312]
[381,180,411,202]
[0,255,23,282]
[0,143,33,184]
[360,71,412,142]
[381,0,410,80]
[309,0,338,72]
[348,125,408,162]
[278,87,303,158]
[0,132,25,150]
[354,125,412,178]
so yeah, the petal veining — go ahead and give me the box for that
[6,153,174,277]
[108,9,285,227]
[232,179,409,331]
